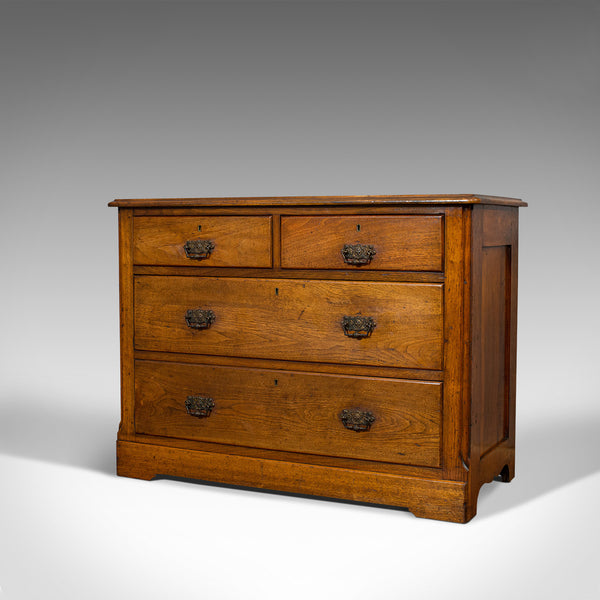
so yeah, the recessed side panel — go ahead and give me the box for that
[480,245,510,455]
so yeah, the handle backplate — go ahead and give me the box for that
[185,309,216,330]
[339,408,376,432]
[184,239,215,260]
[341,243,376,266]
[341,315,376,339]
[185,395,215,418]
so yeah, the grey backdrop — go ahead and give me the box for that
[1,2,599,599]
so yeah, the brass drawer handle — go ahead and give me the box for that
[184,239,215,260]
[185,308,216,330]
[341,315,376,339]
[339,408,375,432]
[185,395,215,418]
[341,243,376,266]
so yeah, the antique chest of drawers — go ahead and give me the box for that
[109,194,526,523]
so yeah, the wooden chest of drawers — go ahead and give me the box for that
[109,194,526,523]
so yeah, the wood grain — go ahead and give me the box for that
[128,431,444,478]
[134,276,444,370]
[109,194,527,208]
[117,208,135,436]
[110,197,525,522]
[482,206,518,247]
[134,360,442,467]
[132,205,449,217]
[117,440,470,522]
[281,215,443,271]
[132,265,446,283]
[440,207,466,480]
[133,349,444,381]
[480,245,509,454]
[465,205,519,521]
[133,216,272,267]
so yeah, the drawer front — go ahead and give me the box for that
[281,215,443,271]
[134,360,442,467]
[133,216,272,267]
[134,276,443,370]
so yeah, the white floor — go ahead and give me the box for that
[1,394,598,600]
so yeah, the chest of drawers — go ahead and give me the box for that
[109,194,526,523]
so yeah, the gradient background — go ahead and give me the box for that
[1,1,599,598]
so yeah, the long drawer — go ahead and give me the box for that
[134,360,442,467]
[134,276,444,370]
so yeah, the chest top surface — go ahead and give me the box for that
[108,193,526,208]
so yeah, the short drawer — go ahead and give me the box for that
[134,276,443,370]
[281,215,443,271]
[133,216,272,267]
[134,360,442,468]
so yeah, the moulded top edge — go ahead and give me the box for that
[108,194,527,208]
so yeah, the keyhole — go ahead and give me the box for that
[357,224,361,232]
[198,225,202,231]
[274,379,278,386]
[275,287,279,296]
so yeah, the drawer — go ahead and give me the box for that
[133,216,272,267]
[134,360,442,468]
[281,215,443,271]
[134,276,443,370]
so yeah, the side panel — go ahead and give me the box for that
[467,205,519,518]
[481,245,510,453]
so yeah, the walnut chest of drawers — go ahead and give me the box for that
[109,194,526,523]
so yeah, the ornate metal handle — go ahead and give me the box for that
[184,239,215,260]
[339,408,375,432]
[185,395,215,418]
[341,315,376,339]
[341,243,376,266]
[185,309,216,330]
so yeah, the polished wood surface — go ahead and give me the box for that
[117,440,469,522]
[133,215,272,267]
[480,245,509,453]
[126,430,444,479]
[465,205,519,521]
[111,196,525,522]
[117,209,135,436]
[281,215,443,271]
[109,193,527,208]
[134,276,444,369]
[133,349,444,382]
[134,360,442,467]
[132,265,446,283]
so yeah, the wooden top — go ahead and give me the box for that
[109,194,527,208]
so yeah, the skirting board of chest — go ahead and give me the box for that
[109,194,526,523]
